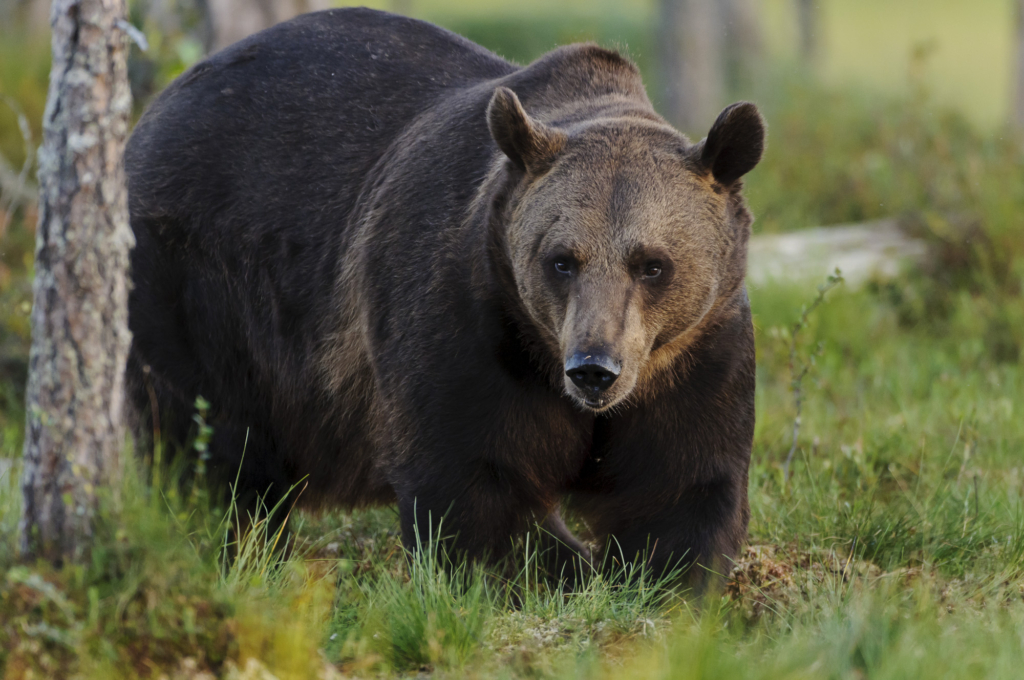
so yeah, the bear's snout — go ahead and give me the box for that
[565,351,621,406]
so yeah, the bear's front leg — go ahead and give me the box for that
[585,475,749,591]
[393,457,543,566]
[381,372,595,577]
[569,339,755,592]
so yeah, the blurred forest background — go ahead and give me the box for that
[2,1,1024,678]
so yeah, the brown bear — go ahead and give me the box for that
[125,7,764,588]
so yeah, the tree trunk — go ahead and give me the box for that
[720,0,763,93]
[19,0,134,564]
[205,0,332,53]
[658,0,726,134]
[2,0,52,34]
[1014,0,1024,130]
[796,0,819,63]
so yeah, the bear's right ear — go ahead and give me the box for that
[698,101,766,186]
[487,86,566,174]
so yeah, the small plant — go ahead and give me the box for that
[782,269,844,486]
[187,395,213,507]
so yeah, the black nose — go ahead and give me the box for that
[565,352,621,393]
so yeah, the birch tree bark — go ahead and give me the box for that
[19,0,134,563]
[658,0,725,133]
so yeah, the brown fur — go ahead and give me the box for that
[125,8,764,589]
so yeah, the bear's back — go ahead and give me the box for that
[126,8,515,240]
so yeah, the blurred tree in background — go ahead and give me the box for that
[657,0,725,133]
[203,0,333,52]
[1014,0,1024,129]
[796,0,819,63]
[0,0,50,32]
[655,0,763,133]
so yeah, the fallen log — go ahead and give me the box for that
[747,219,929,287]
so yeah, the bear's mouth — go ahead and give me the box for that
[564,377,626,412]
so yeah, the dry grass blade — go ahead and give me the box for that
[0,94,36,241]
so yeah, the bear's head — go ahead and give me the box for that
[487,86,765,412]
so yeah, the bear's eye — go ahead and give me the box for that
[553,258,572,275]
[643,262,663,279]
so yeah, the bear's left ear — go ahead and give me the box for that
[487,86,566,174]
[698,102,766,186]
